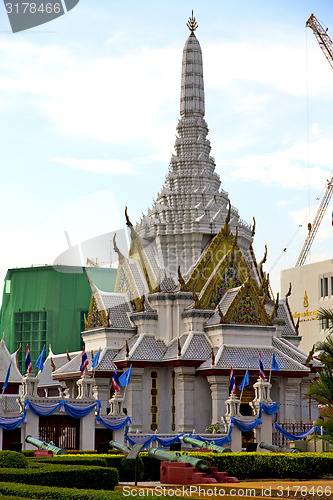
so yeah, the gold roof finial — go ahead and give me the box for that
[187,10,198,35]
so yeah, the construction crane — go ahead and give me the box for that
[295,15,333,266]
[296,178,333,266]
[306,14,333,70]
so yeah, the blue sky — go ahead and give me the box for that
[1,0,333,295]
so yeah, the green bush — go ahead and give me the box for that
[0,481,119,499]
[119,456,144,482]
[0,452,28,469]
[187,451,333,479]
[0,464,119,490]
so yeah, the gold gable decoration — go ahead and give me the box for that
[194,232,251,310]
[181,208,235,294]
[125,207,157,292]
[84,294,109,330]
[223,276,272,326]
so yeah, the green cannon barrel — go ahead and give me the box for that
[259,441,300,453]
[25,435,67,455]
[109,440,131,454]
[183,434,231,453]
[148,447,209,471]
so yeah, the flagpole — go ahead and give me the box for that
[268,366,272,384]
[239,368,248,402]
[122,365,132,404]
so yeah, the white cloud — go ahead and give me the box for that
[51,157,136,174]
[223,138,333,190]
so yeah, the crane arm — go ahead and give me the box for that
[296,178,333,266]
[306,14,333,69]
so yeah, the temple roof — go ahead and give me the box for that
[0,335,22,383]
[197,342,310,373]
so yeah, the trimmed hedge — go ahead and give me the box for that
[0,453,28,469]
[30,451,333,481]
[0,481,119,500]
[0,464,118,490]
[187,451,333,479]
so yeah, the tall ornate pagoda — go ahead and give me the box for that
[53,13,319,435]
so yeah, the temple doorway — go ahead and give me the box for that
[39,415,80,450]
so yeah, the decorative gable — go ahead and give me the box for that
[222,277,272,326]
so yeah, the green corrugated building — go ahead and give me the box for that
[0,265,117,372]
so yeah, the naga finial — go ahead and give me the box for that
[125,206,136,241]
[187,10,198,35]
[252,217,256,237]
[218,304,225,324]
[211,347,215,366]
[178,265,185,286]
[113,233,125,261]
[286,282,292,298]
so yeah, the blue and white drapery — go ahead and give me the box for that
[0,415,25,430]
[24,399,101,419]
[96,415,132,431]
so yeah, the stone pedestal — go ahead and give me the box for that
[21,372,39,398]
[250,378,274,448]
[174,366,196,433]
[93,377,111,415]
[223,394,242,452]
[76,371,94,399]
[108,392,125,416]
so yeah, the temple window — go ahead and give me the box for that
[150,370,158,432]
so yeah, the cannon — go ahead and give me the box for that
[259,441,301,453]
[25,435,67,455]
[109,440,131,454]
[148,447,210,471]
[183,434,231,453]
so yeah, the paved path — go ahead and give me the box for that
[116,479,333,499]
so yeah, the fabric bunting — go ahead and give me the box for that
[24,399,101,419]
[274,421,315,441]
[0,415,25,431]
[97,415,132,431]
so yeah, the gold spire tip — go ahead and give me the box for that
[187,10,198,34]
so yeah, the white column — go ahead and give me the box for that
[80,410,95,451]
[0,427,3,450]
[22,412,39,450]
[223,394,242,452]
[206,375,229,424]
[125,367,144,433]
[174,366,196,432]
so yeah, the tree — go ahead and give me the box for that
[306,308,333,444]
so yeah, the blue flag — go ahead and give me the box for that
[35,345,46,372]
[272,353,280,371]
[119,365,132,387]
[239,368,249,391]
[2,362,11,392]
[92,348,101,369]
